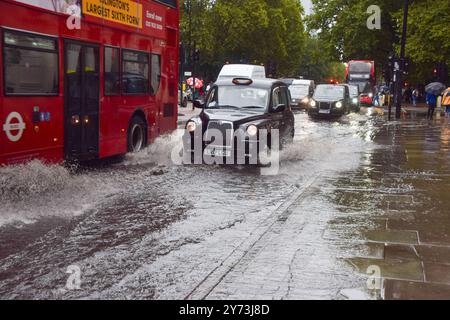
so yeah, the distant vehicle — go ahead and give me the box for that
[308,84,351,118]
[183,77,295,164]
[217,64,266,81]
[281,79,315,110]
[340,84,360,112]
[346,60,376,106]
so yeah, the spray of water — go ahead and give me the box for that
[124,131,184,167]
[0,160,74,202]
[0,160,119,227]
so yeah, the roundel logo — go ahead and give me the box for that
[3,112,26,142]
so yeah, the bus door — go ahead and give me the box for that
[64,41,100,161]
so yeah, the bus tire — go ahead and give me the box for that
[127,116,147,153]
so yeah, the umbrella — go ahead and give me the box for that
[442,88,450,106]
[186,77,204,89]
[425,82,446,95]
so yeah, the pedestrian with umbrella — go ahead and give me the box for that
[425,82,446,120]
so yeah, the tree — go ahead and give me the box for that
[299,36,343,83]
[307,0,450,85]
[180,0,308,79]
[401,0,450,83]
[307,0,402,77]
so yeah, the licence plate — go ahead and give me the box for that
[204,147,231,157]
[319,109,331,114]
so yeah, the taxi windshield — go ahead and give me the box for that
[313,86,345,100]
[206,86,269,109]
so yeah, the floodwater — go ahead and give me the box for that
[0,110,449,300]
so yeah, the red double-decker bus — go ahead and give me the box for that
[346,60,376,93]
[0,0,179,165]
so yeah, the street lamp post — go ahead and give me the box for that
[395,0,409,119]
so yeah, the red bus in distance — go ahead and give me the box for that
[0,0,179,165]
[346,60,376,105]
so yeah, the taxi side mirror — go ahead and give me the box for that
[193,99,204,109]
[273,104,286,112]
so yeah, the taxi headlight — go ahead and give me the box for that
[186,121,197,133]
[302,97,310,104]
[310,100,317,108]
[247,124,258,136]
[336,101,343,109]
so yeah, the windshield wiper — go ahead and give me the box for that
[206,105,239,110]
[241,106,265,109]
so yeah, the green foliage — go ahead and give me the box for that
[299,36,345,83]
[401,0,450,83]
[180,0,309,79]
[180,0,450,85]
[308,0,450,84]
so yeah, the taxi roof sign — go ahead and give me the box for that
[232,78,253,85]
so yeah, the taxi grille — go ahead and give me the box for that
[319,102,332,110]
[206,121,233,146]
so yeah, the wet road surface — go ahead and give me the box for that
[1,110,450,299]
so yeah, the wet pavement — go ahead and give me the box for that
[0,110,449,300]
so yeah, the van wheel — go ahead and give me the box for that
[127,116,146,153]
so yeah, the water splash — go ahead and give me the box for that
[123,131,184,167]
[0,160,118,227]
[0,160,74,202]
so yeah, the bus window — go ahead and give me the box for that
[104,47,120,95]
[122,50,149,95]
[151,54,161,95]
[3,30,58,95]
[155,0,177,8]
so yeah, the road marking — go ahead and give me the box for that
[3,112,26,142]
[185,174,320,300]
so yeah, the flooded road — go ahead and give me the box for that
[1,111,449,300]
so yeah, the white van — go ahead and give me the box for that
[217,64,266,81]
[291,79,315,88]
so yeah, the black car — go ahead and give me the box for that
[183,78,295,165]
[308,84,351,118]
[341,84,361,112]
[280,79,315,110]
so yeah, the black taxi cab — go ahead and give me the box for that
[307,84,351,118]
[183,78,295,164]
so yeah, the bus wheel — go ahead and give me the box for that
[127,116,146,153]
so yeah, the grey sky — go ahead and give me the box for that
[301,0,313,15]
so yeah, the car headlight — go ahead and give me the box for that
[186,121,197,133]
[302,97,310,104]
[336,101,343,109]
[352,98,358,104]
[310,100,317,108]
[247,124,258,136]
